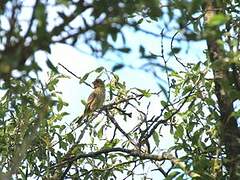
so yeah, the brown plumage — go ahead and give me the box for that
[76,79,105,124]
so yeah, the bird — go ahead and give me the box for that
[75,78,105,124]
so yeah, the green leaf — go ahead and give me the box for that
[57,97,63,111]
[158,83,168,99]
[153,131,160,146]
[175,124,184,139]
[169,47,181,55]
[182,85,193,96]
[139,45,145,56]
[95,66,104,73]
[59,125,66,133]
[110,31,118,41]
[60,141,68,150]
[96,154,105,161]
[97,126,104,138]
[103,140,114,148]
[81,100,86,106]
[65,133,75,144]
[80,73,89,84]
[208,14,229,27]
[46,60,58,73]
[136,88,151,97]
[112,64,124,72]
[35,3,45,19]
[60,112,69,117]
[160,100,168,107]
[137,18,144,24]
[117,47,131,53]
[192,130,202,146]
[57,0,69,5]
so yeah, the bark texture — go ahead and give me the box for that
[203,1,240,179]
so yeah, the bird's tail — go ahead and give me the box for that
[75,115,84,124]
[71,107,90,126]
[71,114,84,127]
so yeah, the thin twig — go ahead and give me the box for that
[58,63,92,87]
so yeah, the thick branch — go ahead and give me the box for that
[49,147,183,171]
[203,1,240,178]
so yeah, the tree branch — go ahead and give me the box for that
[49,147,183,171]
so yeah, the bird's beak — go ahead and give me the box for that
[92,79,97,84]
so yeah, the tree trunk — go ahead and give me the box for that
[203,1,240,179]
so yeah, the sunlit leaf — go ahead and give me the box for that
[97,125,104,139]
[208,14,230,27]
[136,88,151,97]
[153,131,160,146]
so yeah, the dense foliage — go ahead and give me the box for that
[0,0,240,179]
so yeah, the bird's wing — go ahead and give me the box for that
[87,91,96,104]
[84,91,97,113]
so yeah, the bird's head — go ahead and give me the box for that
[92,78,105,88]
